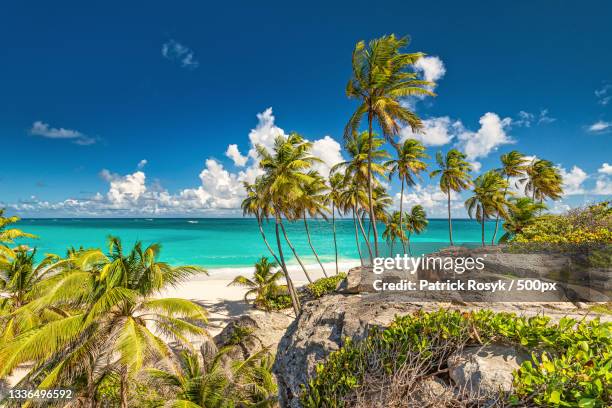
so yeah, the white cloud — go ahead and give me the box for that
[395,183,462,217]
[558,165,588,195]
[456,112,514,161]
[162,40,199,69]
[137,159,148,169]
[414,56,446,84]
[593,178,612,195]
[513,109,555,127]
[225,144,248,167]
[310,136,344,178]
[30,121,96,145]
[595,82,611,106]
[400,116,460,146]
[598,163,612,175]
[588,121,611,133]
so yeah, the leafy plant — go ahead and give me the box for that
[305,273,347,299]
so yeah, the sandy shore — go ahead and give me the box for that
[159,260,360,336]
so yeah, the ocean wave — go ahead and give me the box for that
[187,220,199,224]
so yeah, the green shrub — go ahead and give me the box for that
[305,273,347,299]
[268,294,293,310]
[300,309,611,407]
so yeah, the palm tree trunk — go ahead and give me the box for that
[492,179,509,245]
[256,215,282,266]
[274,215,300,315]
[389,240,394,256]
[303,214,328,277]
[120,368,129,408]
[399,177,407,254]
[481,218,485,247]
[407,232,412,256]
[356,207,374,263]
[447,190,454,246]
[367,111,380,257]
[352,208,364,266]
[332,203,339,275]
[279,220,313,283]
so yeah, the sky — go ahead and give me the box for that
[1,0,611,217]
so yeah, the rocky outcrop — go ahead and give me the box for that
[448,344,529,394]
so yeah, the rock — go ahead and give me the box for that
[413,377,454,405]
[447,345,528,394]
[214,309,293,360]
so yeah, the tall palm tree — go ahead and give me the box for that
[327,172,345,274]
[0,209,36,261]
[386,139,428,252]
[338,176,369,265]
[465,171,511,246]
[404,205,428,255]
[382,211,405,255]
[242,179,281,266]
[297,171,329,277]
[500,197,547,242]
[0,238,208,408]
[229,257,287,311]
[345,34,434,257]
[430,150,472,246]
[521,158,563,203]
[491,151,529,244]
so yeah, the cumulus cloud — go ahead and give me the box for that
[310,136,344,178]
[162,40,199,69]
[593,178,612,195]
[395,183,463,217]
[558,165,588,195]
[400,116,460,146]
[456,112,514,162]
[225,144,248,167]
[414,56,446,84]
[588,121,611,133]
[30,121,96,145]
[598,163,612,175]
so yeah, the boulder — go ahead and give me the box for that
[447,344,529,394]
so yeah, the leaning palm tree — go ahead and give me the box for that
[242,179,281,266]
[0,209,37,261]
[404,205,428,255]
[338,175,369,265]
[491,151,529,244]
[297,171,329,277]
[344,34,435,257]
[465,171,511,247]
[521,158,564,204]
[430,150,473,246]
[500,197,547,242]
[327,172,345,274]
[229,257,287,311]
[0,237,208,408]
[386,139,428,252]
[382,211,405,255]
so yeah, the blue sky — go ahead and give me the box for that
[1,0,611,217]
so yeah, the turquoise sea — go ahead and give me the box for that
[19,218,497,269]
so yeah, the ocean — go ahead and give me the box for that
[18,218,497,271]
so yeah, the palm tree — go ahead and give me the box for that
[338,176,369,265]
[430,150,472,246]
[521,158,563,204]
[386,139,428,252]
[465,171,511,246]
[297,171,329,277]
[0,238,208,408]
[491,151,529,244]
[382,211,405,255]
[327,172,345,274]
[242,179,281,266]
[0,209,36,261]
[229,257,287,311]
[500,197,547,242]
[404,205,428,255]
[345,34,434,257]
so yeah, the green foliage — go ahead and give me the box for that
[305,273,347,299]
[229,256,290,311]
[300,309,612,407]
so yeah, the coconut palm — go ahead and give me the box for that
[491,151,529,244]
[521,158,563,204]
[382,211,405,255]
[0,209,36,261]
[500,197,547,242]
[386,139,428,252]
[229,257,287,311]
[297,171,329,277]
[404,205,428,255]
[465,171,511,247]
[327,172,345,274]
[430,150,473,246]
[0,237,208,408]
[242,179,281,267]
[338,176,369,264]
[344,34,434,257]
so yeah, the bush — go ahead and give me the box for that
[300,309,611,407]
[305,273,347,299]
[267,294,293,310]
